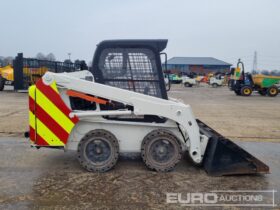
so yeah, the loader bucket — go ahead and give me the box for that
[197,119,270,176]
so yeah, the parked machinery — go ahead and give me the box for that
[0,64,14,91]
[209,74,224,87]
[229,59,280,96]
[0,64,49,91]
[0,57,88,91]
[26,40,269,176]
[182,76,197,87]
[168,73,182,84]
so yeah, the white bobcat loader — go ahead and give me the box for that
[26,40,269,176]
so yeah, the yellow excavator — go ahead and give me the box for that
[0,64,49,91]
[0,64,14,91]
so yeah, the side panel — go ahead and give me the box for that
[253,75,280,88]
[262,78,280,88]
[66,120,187,153]
[28,79,79,147]
[28,85,36,144]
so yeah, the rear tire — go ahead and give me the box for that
[212,83,218,88]
[184,82,192,87]
[77,129,119,172]
[267,86,278,97]
[0,76,5,91]
[141,129,182,172]
[241,86,253,96]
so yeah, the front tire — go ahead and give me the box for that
[184,82,192,87]
[77,129,119,172]
[241,86,253,96]
[141,129,182,172]
[267,86,278,97]
[212,83,218,88]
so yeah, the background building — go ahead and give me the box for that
[165,57,232,75]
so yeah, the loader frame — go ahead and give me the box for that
[41,71,208,164]
[28,40,269,176]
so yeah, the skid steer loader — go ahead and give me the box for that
[26,40,269,176]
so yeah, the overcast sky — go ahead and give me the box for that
[0,0,279,70]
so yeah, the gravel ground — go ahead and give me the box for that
[0,84,279,209]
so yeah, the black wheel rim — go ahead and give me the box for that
[149,139,175,163]
[85,139,111,164]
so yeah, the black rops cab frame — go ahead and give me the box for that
[91,39,168,100]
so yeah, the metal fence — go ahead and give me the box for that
[13,53,86,90]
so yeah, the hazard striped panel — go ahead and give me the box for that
[29,85,36,144]
[28,79,79,147]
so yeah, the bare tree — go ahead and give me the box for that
[74,60,88,70]
[271,70,280,76]
[251,70,258,75]
[87,61,92,68]
[260,70,270,75]
[36,53,46,60]
[46,53,56,61]
[2,56,14,66]
[64,59,72,64]
[74,59,80,66]
[80,60,88,70]
[0,56,4,66]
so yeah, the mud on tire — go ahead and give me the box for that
[184,82,192,87]
[267,86,278,97]
[241,86,253,96]
[141,129,183,172]
[77,129,119,172]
